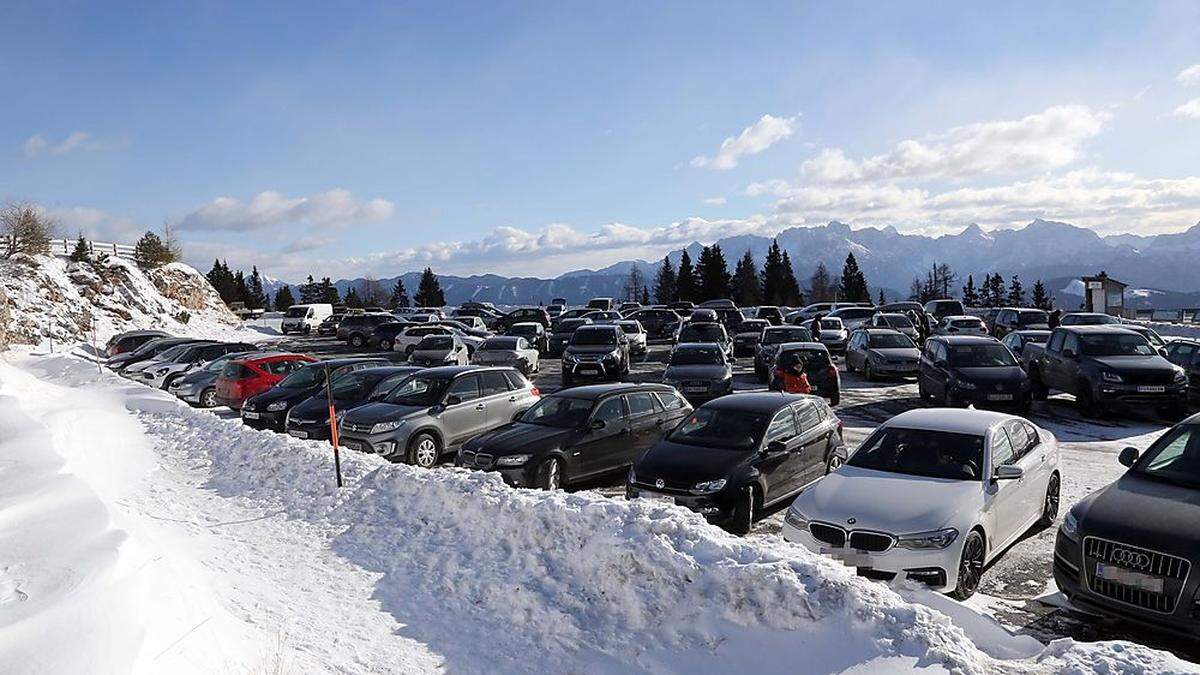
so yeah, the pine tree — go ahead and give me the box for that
[299,275,320,303]
[318,277,341,305]
[640,285,650,305]
[414,267,445,307]
[344,288,364,308]
[622,265,646,303]
[233,270,249,304]
[838,252,870,302]
[759,240,786,305]
[1031,279,1052,310]
[133,231,173,269]
[69,233,90,262]
[675,251,697,302]
[986,273,1006,308]
[1007,275,1025,306]
[877,288,886,305]
[731,249,761,307]
[652,256,677,304]
[390,279,410,308]
[273,285,296,311]
[961,275,979,307]
[695,244,732,302]
[246,266,267,309]
[809,262,833,302]
[780,252,803,306]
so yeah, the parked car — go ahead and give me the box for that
[618,301,642,315]
[755,325,814,380]
[784,408,1060,599]
[168,350,260,407]
[687,308,720,324]
[337,366,540,466]
[367,321,410,351]
[108,337,203,372]
[1163,339,1200,405]
[1001,329,1052,370]
[408,334,470,367]
[123,340,218,382]
[214,353,317,410]
[105,329,170,358]
[337,314,398,348]
[561,325,630,386]
[453,306,504,328]
[285,366,422,441]
[587,297,616,312]
[876,301,924,315]
[548,317,593,357]
[1060,312,1121,326]
[826,306,878,331]
[616,320,648,358]
[546,303,566,319]
[242,357,389,431]
[626,308,681,340]
[391,324,455,356]
[280,303,334,334]
[1120,324,1166,351]
[441,316,489,333]
[126,341,256,390]
[992,308,1050,338]
[933,315,989,336]
[662,343,733,403]
[698,299,736,310]
[495,307,552,332]
[459,383,692,489]
[769,343,840,405]
[1054,416,1200,634]
[628,393,846,534]
[868,313,920,342]
[746,306,784,325]
[472,336,541,375]
[732,319,770,357]
[506,321,549,353]
[553,307,599,328]
[814,317,849,354]
[918,336,1031,409]
[786,302,837,324]
[924,299,967,323]
[666,301,695,314]
[845,328,920,380]
[1029,326,1188,418]
[317,313,343,337]
[676,321,733,359]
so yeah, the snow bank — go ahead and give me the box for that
[3,352,1197,674]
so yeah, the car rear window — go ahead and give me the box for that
[222,362,254,379]
[482,337,519,350]
[952,319,983,328]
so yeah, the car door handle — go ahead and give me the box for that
[655,418,666,426]
[508,395,518,402]
[475,403,486,410]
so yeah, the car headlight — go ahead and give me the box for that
[1060,510,1080,540]
[563,353,579,363]
[1174,369,1188,384]
[955,380,977,390]
[1100,371,1124,383]
[690,478,727,494]
[155,367,170,376]
[335,410,347,425]
[896,528,959,550]
[784,507,809,530]
[267,401,288,412]
[370,420,405,434]
[495,454,533,467]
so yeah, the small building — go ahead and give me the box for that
[1079,271,1126,316]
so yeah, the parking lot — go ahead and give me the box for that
[262,329,1196,659]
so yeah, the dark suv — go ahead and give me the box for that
[494,307,552,331]
[1164,339,1200,405]
[561,325,630,386]
[625,308,681,339]
[337,314,397,348]
[992,308,1050,338]
[1030,326,1187,418]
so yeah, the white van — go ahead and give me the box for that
[281,303,334,334]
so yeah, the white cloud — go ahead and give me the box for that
[22,131,95,158]
[1174,98,1200,119]
[701,196,727,206]
[42,205,145,243]
[177,189,394,232]
[1178,64,1200,86]
[800,105,1109,184]
[691,114,798,170]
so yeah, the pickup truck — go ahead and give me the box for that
[1028,326,1188,418]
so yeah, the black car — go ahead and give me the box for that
[317,313,343,337]
[662,343,734,403]
[337,314,397,348]
[494,307,551,332]
[561,325,629,386]
[626,308,682,340]
[992,308,1050,339]
[107,336,203,372]
[548,317,593,357]
[676,321,732,359]
[1030,326,1187,418]
[627,393,846,535]
[1164,339,1200,405]
[105,329,171,358]
[285,366,422,441]
[368,321,410,351]
[918,336,1031,409]
[732,319,770,357]
[1054,415,1200,637]
[754,325,814,380]
[506,322,549,353]
[242,358,391,432]
[458,383,693,489]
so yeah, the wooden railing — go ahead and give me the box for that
[0,236,137,260]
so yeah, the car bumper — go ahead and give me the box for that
[285,420,332,441]
[456,452,537,486]
[869,361,919,377]
[133,370,169,388]
[563,360,621,379]
[240,409,287,431]
[337,430,407,458]
[168,381,201,401]
[626,483,734,523]
[947,388,1030,408]
[670,382,733,402]
[1095,382,1187,407]
[782,520,958,592]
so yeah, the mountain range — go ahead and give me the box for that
[262,219,1200,309]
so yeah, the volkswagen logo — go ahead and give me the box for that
[655,479,665,489]
[847,517,857,525]
[1111,548,1152,570]
[995,383,1004,391]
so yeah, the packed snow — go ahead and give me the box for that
[1,350,1195,674]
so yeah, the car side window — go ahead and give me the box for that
[793,401,820,433]
[1048,330,1065,353]
[764,408,797,445]
[1020,421,1040,453]
[1004,420,1032,460]
[1063,333,1081,355]
[501,370,525,389]
[446,375,481,403]
[656,391,685,411]
[592,397,625,424]
[625,392,657,417]
[991,427,1015,468]
[479,371,511,397]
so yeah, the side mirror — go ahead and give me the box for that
[1119,446,1140,468]
[444,394,462,406]
[589,419,607,431]
[994,465,1024,481]
[766,440,787,455]
[1159,347,1169,358]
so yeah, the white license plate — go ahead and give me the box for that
[684,386,707,393]
[342,440,363,451]
[987,394,1014,401]
[288,430,309,439]
[580,366,600,373]
[1095,562,1164,593]
[638,491,676,504]
[243,411,260,419]
[1137,385,1166,393]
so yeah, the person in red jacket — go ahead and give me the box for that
[774,351,812,394]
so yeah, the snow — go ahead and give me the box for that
[1,351,1196,674]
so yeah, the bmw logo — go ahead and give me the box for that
[655,479,665,489]
[847,517,857,525]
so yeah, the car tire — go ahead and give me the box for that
[728,485,756,536]
[161,373,181,390]
[1038,473,1060,528]
[378,338,393,352]
[405,344,416,356]
[1076,382,1102,418]
[407,432,441,468]
[1158,403,1189,422]
[828,391,840,406]
[199,388,218,408]
[1029,369,1048,401]
[950,530,986,600]
[561,374,572,388]
[918,379,930,402]
[349,334,365,349]
[863,361,874,381]
[536,457,563,490]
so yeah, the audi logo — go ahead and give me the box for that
[1110,548,1152,569]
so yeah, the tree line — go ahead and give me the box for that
[907,262,1053,309]
[207,263,446,312]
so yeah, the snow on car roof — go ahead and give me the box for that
[882,408,1012,435]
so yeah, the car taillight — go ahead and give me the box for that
[827,365,838,380]
[530,387,541,397]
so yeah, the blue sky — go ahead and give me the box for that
[5,1,1200,281]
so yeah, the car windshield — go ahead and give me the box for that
[557,319,589,333]
[572,329,617,346]
[848,427,984,480]
[323,370,381,400]
[509,325,537,336]
[869,334,915,349]
[419,336,454,350]
[1017,310,1048,325]
[679,325,724,342]
[951,319,983,328]
[948,344,1017,367]
[1023,332,1050,344]
[157,344,192,361]
[205,354,239,372]
[277,365,326,389]
[1063,313,1117,325]
[132,339,178,356]
[1079,333,1155,356]
[739,321,768,333]
[618,323,641,334]
[284,307,308,318]
[880,315,913,328]
[481,338,519,350]
[670,347,724,365]
[519,396,594,428]
[762,328,812,344]
[819,319,842,330]
[384,375,452,406]
[1133,424,1200,489]
[667,408,768,450]
[778,349,830,369]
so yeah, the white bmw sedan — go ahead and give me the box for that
[782,408,1060,599]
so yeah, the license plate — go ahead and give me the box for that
[243,411,260,419]
[638,490,676,504]
[987,394,1014,401]
[1095,562,1164,593]
[1137,385,1166,393]
[342,439,363,451]
[684,386,707,393]
[580,366,600,373]
[288,430,309,439]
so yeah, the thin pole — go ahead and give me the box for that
[324,364,343,488]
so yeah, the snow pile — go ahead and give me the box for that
[3,352,1197,674]
[0,254,256,349]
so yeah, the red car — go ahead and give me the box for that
[214,353,316,409]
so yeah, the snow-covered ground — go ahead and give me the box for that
[2,350,1196,674]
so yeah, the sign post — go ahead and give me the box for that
[324,364,344,488]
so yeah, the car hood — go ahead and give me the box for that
[1085,355,1179,375]
[465,422,575,455]
[635,440,750,486]
[474,350,518,361]
[412,348,452,359]
[870,347,919,360]
[1018,323,1050,331]
[343,401,428,425]
[954,365,1027,384]
[795,465,980,533]
[663,364,731,380]
[1076,472,1200,560]
[565,345,619,356]
[244,385,319,410]
[123,359,161,374]
[289,395,370,423]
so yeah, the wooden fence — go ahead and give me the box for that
[0,236,137,260]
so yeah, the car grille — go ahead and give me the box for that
[459,450,494,468]
[849,531,895,553]
[1084,537,1190,614]
[808,523,894,552]
[682,380,711,390]
[341,422,374,434]
[809,523,846,548]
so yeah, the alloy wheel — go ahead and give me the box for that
[200,388,217,408]
[1041,474,1060,524]
[956,532,985,598]
[543,458,561,490]
[414,438,438,468]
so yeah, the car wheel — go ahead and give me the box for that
[162,374,181,390]
[378,338,393,352]
[561,374,572,388]
[950,530,986,600]
[408,433,441,468]
[942,388,956,408]
[1157,403,1189,422]
[1029,370,1048,401]
[1038,473,1060,527]
[349,334,365,349]
[536,457,563,490]
[863,361,874,381]
[405,344,416,356]
[828,390,840,406]
[1076,383,1102,418]
[199,388,218,408]
[728,485,756,536]
[918,379,930,402]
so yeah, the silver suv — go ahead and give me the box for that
[336,365,540,467]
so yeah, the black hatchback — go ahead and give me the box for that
[627,393,846,535]
[285,366,422,441]
[458,383,692,490]
[918,336,1031,409]
[242,357,391,432]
